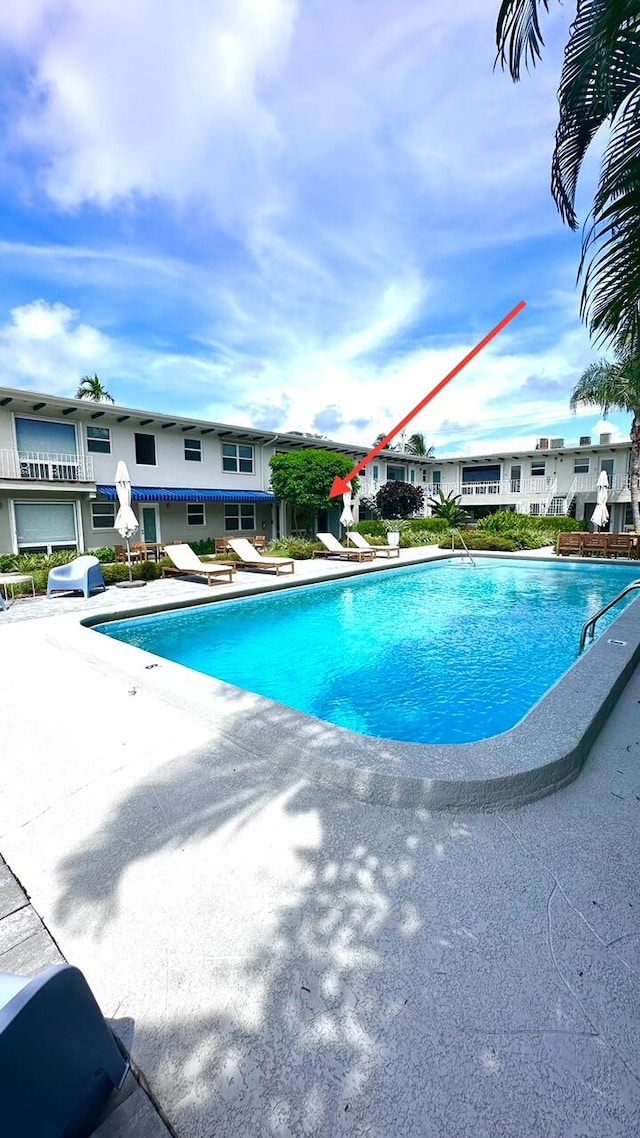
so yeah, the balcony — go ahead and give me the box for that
[0,450,95,483]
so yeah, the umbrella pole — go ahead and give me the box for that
[126,537,133,583]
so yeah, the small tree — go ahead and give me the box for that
[375,481,424,519]
[269,450,359,535]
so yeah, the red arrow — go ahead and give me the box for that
[329,300,526,498]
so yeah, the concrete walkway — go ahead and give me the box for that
[1,546,639,1137]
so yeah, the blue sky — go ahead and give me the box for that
[0,0,628,457]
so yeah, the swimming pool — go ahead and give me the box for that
[95,556,640,745]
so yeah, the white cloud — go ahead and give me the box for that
[2,0,296,227]
[0,300,113,392]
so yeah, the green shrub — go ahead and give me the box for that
[0,554,19,572]
[353,520,387,537]
[191,538,218,555]
[102,561,163,585]
[266,538,318,560]
[84,546,115,563]
[439,532,520,552]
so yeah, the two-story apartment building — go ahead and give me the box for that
[0,383,634,554]
[361,433,633,531]
[0,386,385,554]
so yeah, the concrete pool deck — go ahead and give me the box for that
[1,545,640,1135]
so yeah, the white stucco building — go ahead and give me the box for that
[0,384,633,554]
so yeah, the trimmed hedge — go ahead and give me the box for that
[439,533,520,552]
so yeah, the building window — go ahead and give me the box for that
[386,465,406,481]
[86,425,111,454]
[91,501,116,529]
[410,468,416,483]
[224,503,255,530]
[372,464,379,480]
[187,503,205,526]
[134,433,156,465]
[510,464,521,492]
[184,438,202,462]
[574,458,590,474]
[222,442,254,474]
[13,501,78,553]
[432,470,441,485]
[531,461,546,477]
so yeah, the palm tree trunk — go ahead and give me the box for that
[630,413,640,532]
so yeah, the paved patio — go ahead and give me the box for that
[1,545,639,1136]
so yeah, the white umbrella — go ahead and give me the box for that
[114,460,139,582]
[339,486,354,529]
[590,469,609,531]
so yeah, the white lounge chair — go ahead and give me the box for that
[347,531,400,558]
[227,538,295,575]
[163,543,235,585]
[314,533,375,562]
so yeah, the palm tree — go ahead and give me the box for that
[496,1,640,351]
[405,432,434,457]
[76,374,115,403]
[373,433,397,451]
[427,488,471,529]
[570,351,640,529]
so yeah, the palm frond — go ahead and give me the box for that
[495,0,553,80]
[551,0,640,226]
[579,88,640,349]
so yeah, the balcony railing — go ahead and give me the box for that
[0,450,95,483]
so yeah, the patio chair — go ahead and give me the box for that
[227,538,295,575]
[314,533,375,562]
[581,533,608,557]
[47,556,105,599]
[0,963,129,1138]
[163,543,235,585]
[347,531,400,559]
[114,545,143,564]
[555,532,584,556]
[604,533,634,559]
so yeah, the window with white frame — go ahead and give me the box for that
[184,438,202,462]
[222,442,254,474]
[573,457,590,474]
[134,432,156,465]
[531,460,546,477]
[224,503,255,530]
[86,425,111,454]
[13,501,78,553]
[187,503,205,526]
[91,501,116,529]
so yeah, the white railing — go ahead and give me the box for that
[0,449,95,482]
[570,472,629,494]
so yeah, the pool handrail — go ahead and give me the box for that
[579,578,640,652]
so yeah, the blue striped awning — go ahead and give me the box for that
[96,485,277,503]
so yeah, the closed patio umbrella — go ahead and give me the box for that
[114,461,140,585]
[590,469,609,531]
[339,486,354,530]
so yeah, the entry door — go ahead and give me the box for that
[141,505,159,543]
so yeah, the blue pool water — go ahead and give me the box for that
[95,558,640,744]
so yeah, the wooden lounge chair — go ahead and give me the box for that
[555,532,583,556]
[605,533,634,559]
[313,533,375,561]
[347,531,400,559]
[227,538,295,575]
[580,533,608,557]
[163,543,235,585]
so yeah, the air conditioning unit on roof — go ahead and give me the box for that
[550,438,564,448]
[599,432,612,445]
[536,437,549,450]
[579,436,591,446]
